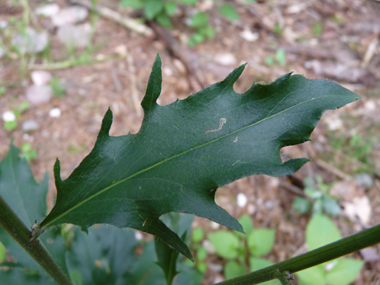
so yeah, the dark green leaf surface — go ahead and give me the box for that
[40,55,360,259]
[155,231,180,284]
[0,268,54,285]
[0,142,47,232]
[65,215,199,285]
[65,226,137,285]
[0,143,68,279]
[155,213,194,284]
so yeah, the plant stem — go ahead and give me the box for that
[216,224,380,285]
[0,195,72,285]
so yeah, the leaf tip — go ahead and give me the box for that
[80,225,89,234]
[155,53,161,63]
[140,216,194,260]
[222,63,246,87]
[141,54,162,113]
[53,158,62,187]
[98,108,113,138]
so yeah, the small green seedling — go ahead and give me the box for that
[207,214,279,284]
[219,5,239,22]
[186,226,207,273]
[20,142,37,162]
[265,49,286,66]
[312,23,323,37]
[0,87,6,97]
[292,176,341,216]
[297,213,364,285]
[188,12,215,46]
[275,49,286,66]
[120,0,242,46]
[3,101,30,131]
[51,77,66,97]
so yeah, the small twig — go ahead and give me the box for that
[29,56,110,70]
[278,180,306,197]
[361,35,379,68]
[111,70,123,93]
[68,0,153,37]
[148,22,205,91]
[264,45,335,60]
[314,158,350,180]
[216,224,380,285]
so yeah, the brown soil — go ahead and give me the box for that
[1,0,380,284]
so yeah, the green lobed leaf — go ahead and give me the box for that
[63,213,197,285]
[0,143,66,272]
[174,263,203,285]
[208,231,240,259]
[125,231,201,285]
[155,236,180,285]
[0,142,47,233]
[65,226,138,285]
[325,258,364,285]
[0,268,54,285]
[40,54,360,259]
[126,241,165,285]
[155,213,193,285]
[306,213,342,251]
[0,142,68,281]
[248,228,275,257]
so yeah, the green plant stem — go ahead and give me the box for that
[0,195,72,285]
[216,224,380,285]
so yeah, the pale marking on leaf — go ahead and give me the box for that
[43,93,326,228]
[232,160,241,166]
[205,118,227,134]
[233,136,238,142]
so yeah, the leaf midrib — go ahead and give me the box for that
[43,95,328,228]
